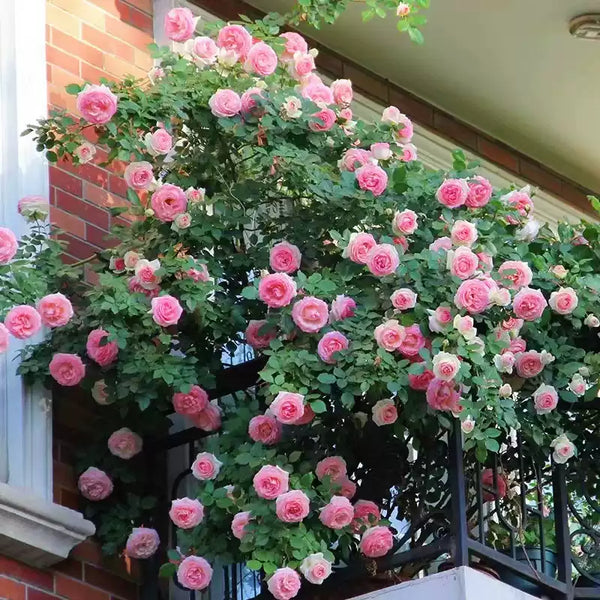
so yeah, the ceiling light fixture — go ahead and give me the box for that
[569,14,600,40]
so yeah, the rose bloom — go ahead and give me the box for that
[169,498,204,529]
[432,352,461,381]
[292,296,329,333]
[280,32,308,61]
[302,82,334,106]
[370,142,392,161]
[49,353,85,386]
[339,148,371,172]
[145,128,173,156]
[209,89,242,118]
[450,220,478,246]
[187,264,209,283]
[249,414,282,445]
[499,383,513,398]
[477,252,493,273]
[240,87,265,117]
[453,314,477,340]
[173,213,191,230]
[344,232,377,264]
[360,526,394,558]
[244,41,277,76]
[390,288,417,311]
[337,476,357,500]
[549,287,578,315]
[258,273,297,308]
[533,383,558,415]
[288,52,315,80]
[372,399,398,426]
[217,24,252,57]
[317,331,349,364]
[151,184,187,222]
[0,227,17,264]
[513,287,547,321]
[108,427,142,460]
[270,391,305,424]
[309,108,336,132]
[17,197,49,221]
[270,241,301,273]
[124,162,153,190]
[320,495,354,529]
[398,324,426,358]
[516,219,541,242]
[77,84,118,124]
[91,380,111,405]
[78,466,113,501]
[436,178,469,208]
[461,416,475,434]
[245,320,276,350]
[75,141,96,164]
[514,350,545,378]
[392,114,414,144]
[191,36,218,65]
[0,323,8,354]
[454,278,491,314]
[330,79,353,106]
[280,96,302,120]
[355,163,388,196]
[366,243,399,277]
[300,553,332,585]
[392,209,418,236]
[550,264,568,279]
[481,469,508,502]
[584,314,600,328]
[4,305,41,339]
[428,306,453,333]
[448,247,479,280]
[164,7,195,41]
[34,293,72,330]
[506,336,526,354]
[177,556,213,591]
[316,456,347,482]
[551,434,576,464]
[430,236,453,253]
[466,176,493,208]
[86,329,118,366]
[123,250,141,270]
[172,385,209,416]
[426,378,461,412]
[493,352,515,374]
[408,368,435,391]
[134,259,161,290]
[253,465,290,499]
[498,260,533,290]
[352,500,381,531]
[374,319,405,352]
[151,295,183,327]
[330,295,356,322]
[267,568,301,600]
[398,142,418,162]
[276,490,310,523]
[294,404,315,425]
[192,401,222,432]
[503,187,534,216]
[397,2,411,16]
[231,511,251,539]
[191,452,223,481]
[569,373,587,397]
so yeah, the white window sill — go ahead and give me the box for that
[0,481,95,568]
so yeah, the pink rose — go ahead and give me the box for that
[240,87,265,117]
[244,42,277,76]
[316,456,347,482]
[330,295,356,322]
[370,142,392,161]
[392,209,418,235]
[501,317,524,334]
[337,477,357,499]
[428,305,453,333]
[466,176,493,208]
[172,385,209,416]
[267,568,301,600]
[360,526,394,558]
[86,328,118,366]
[245,320,276,350]
[253,465,289,499]
[372,399,398,426]
[191,36,218,64]
[173,213,191,230]
[390,288,417,311]
[352,500,381,531]
[125,527,160,559]
[145,128,173,155]
[533,384,558,415]
[4,305,41,339]
[280,32,308,61]
[550,265,568,279]
[408,368,435,391]
[513,287,547,321]
[288,52,315,80]
[426,378,461,412]
[151,295,183,327]
[398,324,426,358]
[258,273,297,308]
[75,142,96,164]
[164,7,195,42]
[18,196,49,221]
[134,259,161,290]
[78,466,113,501]
[393,114,414,144]
[309,108,336,132]
[107,427,142,460]
[317,331,349,364]
[249,414,282,445]
[128,276,159,298]
[503,188,534,216]
[209,89,242,118]
[432,352,461,381]
[186,264,209,282]
[450,220,478,246]
[192,402,222,432]
[300,553,332,585]
[76,84,118,125]
[0,323,8,354]
[477,252,494,272]
[436,179,469,208]
[454,314,477,339]
[381,106,401,125]
[177,555,213,591]
[549,287,578,315]
[343,232,377,264]
[515,350,544,378]
[151,184,187,222]
[397,2,411,16]
[330,79,353,106]
[366,243,399,277]
[276,490,310,523]
[292,296,329,333]
[355,164,388,196]
[217,24,252,57]
[481,469,508,501]
[339,148,371,172]
[270,241,301,273]
[454,279,491,314]
[295,404,315,425]
[91,380,110,405]
[270,391,305,424]
[302,82,334,106]
[498,261,533,290]
[49,353,85,386]
[169,498,204,529]
[551,435,576,464]
[449,247,479,280]
[319,495,354,529]
[124,162,153,190]
[374,319,405,352]
[191,452,222,481]
[231,511,252,539]
[494,352,515,374]
[123,251,141,270]
[399,143,418,162]
[430,236,453,252]
[507,336,527,354]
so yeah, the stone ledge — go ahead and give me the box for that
[0,481,95,568]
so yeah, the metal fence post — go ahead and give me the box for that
[449,419,469,567]
[552,462,572,598]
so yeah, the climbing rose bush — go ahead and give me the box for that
[3,9,600,598]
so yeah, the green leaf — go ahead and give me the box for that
[311,400,327,414]
[159,562,177,578]
[241,286,258,300]
[485,438,500,452]
[247,560,262,571]
[317,373,335,384]
[65,83,82,95]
